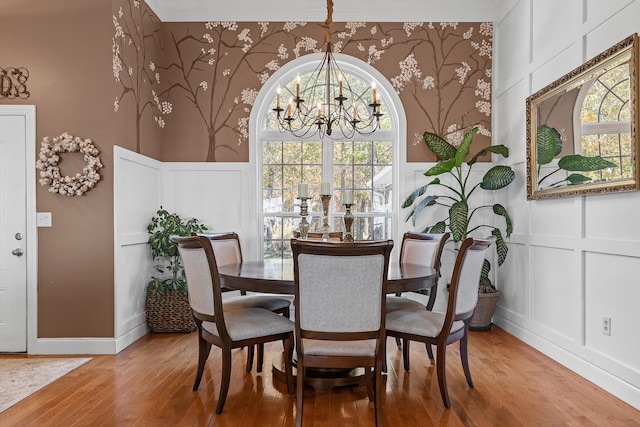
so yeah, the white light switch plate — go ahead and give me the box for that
[37,212,52,227]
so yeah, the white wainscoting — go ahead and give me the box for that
[113,146,163,353]
[161,162,258,261]
[493,0,640,410]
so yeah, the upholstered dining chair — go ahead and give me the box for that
[292,239,394,427]
[171,235,295,414]
[200,232,291,372]
[293,230,344,241]
[386,236,494,408]
[385,232,450,357]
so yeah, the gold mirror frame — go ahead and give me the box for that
[526,34,639,200]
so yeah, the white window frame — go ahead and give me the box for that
[250,53,406,260]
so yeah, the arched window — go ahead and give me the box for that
[574,57,632,181]
[255,54,400,260]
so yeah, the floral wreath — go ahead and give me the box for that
[35,132,104,197]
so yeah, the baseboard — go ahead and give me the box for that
[494,316,640,411]
[30,324,148,355]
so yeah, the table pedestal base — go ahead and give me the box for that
[272,353,366,390]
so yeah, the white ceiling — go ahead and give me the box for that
[144,0,517,23]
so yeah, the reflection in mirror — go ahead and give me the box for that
[526,33,639,199]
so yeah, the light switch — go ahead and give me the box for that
[37,212,52,227]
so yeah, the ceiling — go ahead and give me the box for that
[144,0,517,23]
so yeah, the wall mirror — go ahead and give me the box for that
[526,33,639,199]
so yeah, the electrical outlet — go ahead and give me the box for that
[602,316,611,336]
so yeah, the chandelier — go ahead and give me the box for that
[272,0,383,139]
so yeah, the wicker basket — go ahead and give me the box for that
[470,290,499,331]
[146,290,197,333]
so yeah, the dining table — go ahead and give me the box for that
[217,259,436,295]
[218,259,437,390]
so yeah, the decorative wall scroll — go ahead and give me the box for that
[35,132,104,197]
[0,67,30,99]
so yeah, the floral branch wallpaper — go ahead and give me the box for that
[113,0,492,162]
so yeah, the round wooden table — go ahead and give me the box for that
[218,259,437,389]
[218,260,436,295]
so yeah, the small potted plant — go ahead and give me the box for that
[146,207,208,333]
[402,127,514,330]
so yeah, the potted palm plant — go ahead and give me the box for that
[146,207,208,333]
[402,127,514,330]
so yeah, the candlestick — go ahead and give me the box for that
[298,182,308,198]
[343,203,354,242]
[296,75,300,99]
[321,181,331,195]
[371,83,377,106]
[339,74,343,96]
[297,196,310,239]
[342,189,353,205]
[321,194,331,242]
[276,87,281,109]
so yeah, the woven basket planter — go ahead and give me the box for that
[146,290,197,333]
[470,290,499,331]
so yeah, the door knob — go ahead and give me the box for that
[12,248,24,256]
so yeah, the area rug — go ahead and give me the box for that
[0,357,91,413]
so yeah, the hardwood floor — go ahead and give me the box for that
[1,327,638,426]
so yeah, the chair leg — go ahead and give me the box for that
[295,364,305,427]
[257,343,265,373]
[460,330,473,387]
[382,336,389,373]
[193,335,212,390]
[283,334,295,394]
[395,337,402,349]
[364,367,374,401]
[375,358,383,427]
[216,347,233,414]
[402,339,411,371]
[436,343,451,408]
[426,343,434,362]
[246,345,255,373]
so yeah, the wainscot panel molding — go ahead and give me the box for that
[493,0,640,410]
[161,163,258,261]
[113,146,163,352]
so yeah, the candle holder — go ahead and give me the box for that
[342,203,354,242]
[320,194,331,241]
[297,197,310,239]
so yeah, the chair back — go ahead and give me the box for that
[293,231,344,242]
[198,232,243,266]
[292,240,393,338]
[444,237,494,327]
[171,235,228,333]
[399,232,450,268]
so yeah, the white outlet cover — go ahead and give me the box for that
[37,212,52,227]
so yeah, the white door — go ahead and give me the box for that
[0,109,29,352]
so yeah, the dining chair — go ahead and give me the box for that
[200,232,292,372]
[171,235,295,414]
[386,232,450,357]
[292,239,394,427]
[386,236,494,408]
[293,230,344,241]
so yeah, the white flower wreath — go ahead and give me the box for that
[35,132,104,197]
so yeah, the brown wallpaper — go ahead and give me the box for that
[0,0,116,338]
[112,13,493,162]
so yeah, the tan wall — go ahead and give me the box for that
[157,21,493,162]
[1,0,116,338]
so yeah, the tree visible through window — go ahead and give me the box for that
[260,67,395,260]
[577,57,632,181]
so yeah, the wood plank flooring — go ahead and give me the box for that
[1,327,638,426]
